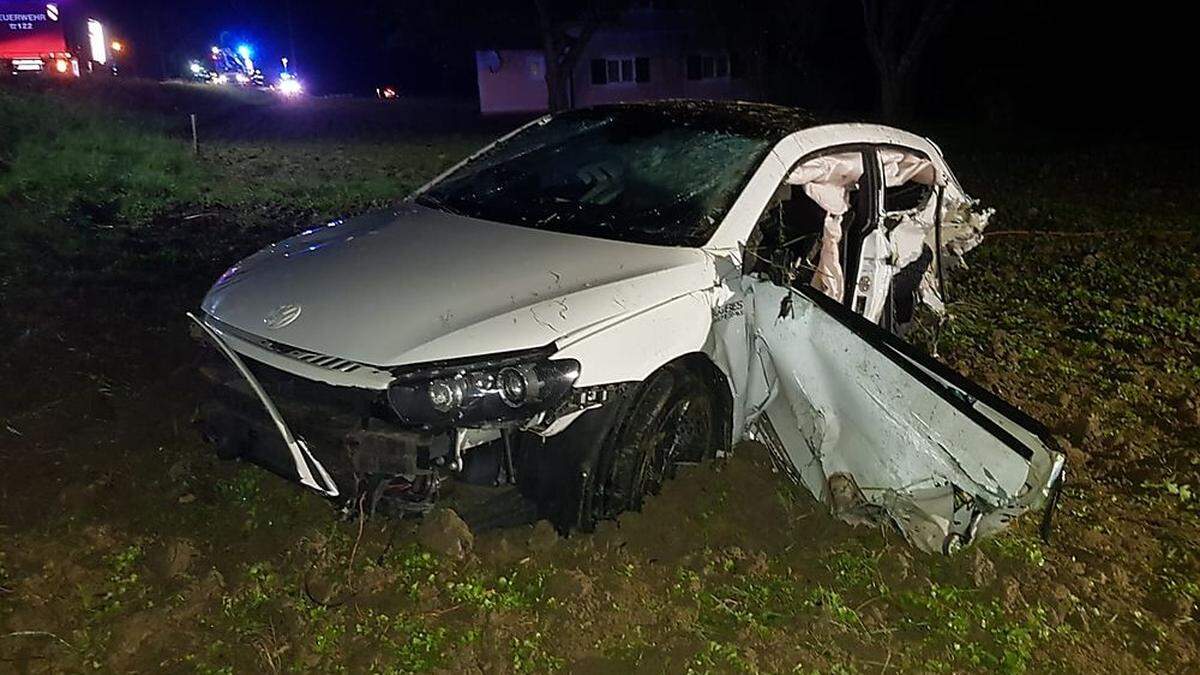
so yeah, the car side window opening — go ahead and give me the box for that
[884,177,933,212]
[744,184,823,285]
[745,146,947,331]
[745,150,871,301]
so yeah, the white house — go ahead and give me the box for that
[476,6,758,114]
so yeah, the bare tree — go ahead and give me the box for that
[535,0,603,111]
[860,0,957,121]
[695,0,833,104]
[763,0,834,92]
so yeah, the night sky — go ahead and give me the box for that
[80,0,1181,132]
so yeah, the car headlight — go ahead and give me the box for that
[386,350,580,428]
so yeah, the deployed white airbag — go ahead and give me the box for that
[785,152,864,302]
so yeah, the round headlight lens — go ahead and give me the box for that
[428,377,464,412]
[497,367,528,407]
[388,356,580,428]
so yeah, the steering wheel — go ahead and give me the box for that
[573,160,627,205]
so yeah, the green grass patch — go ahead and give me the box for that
[0,89,207,226]
[894,583,1073,673]
[446,566,547,611]
[0,86,483,295]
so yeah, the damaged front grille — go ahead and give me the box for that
[241,358,391,424]
[198,347,391,440]
[282,348,366,374]
[197,345,448,490]
[204,315,385,378]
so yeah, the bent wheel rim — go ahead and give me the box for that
[635,392,713,498]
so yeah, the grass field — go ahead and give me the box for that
[1,82,1198,673]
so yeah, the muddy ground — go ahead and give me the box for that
[1,84,1199,673]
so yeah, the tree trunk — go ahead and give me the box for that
[860,0,957,123]
[535,0,570,112]
[545,67,571,111]
[543,59,565,111]
[539,29,572,112]
[534,0,599,112]
[879,69,910,122]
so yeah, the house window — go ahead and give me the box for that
[526,56,544,80]
[591,57,650,85]
[686,53,733,81]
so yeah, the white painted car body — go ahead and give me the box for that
[196,104,1064,553]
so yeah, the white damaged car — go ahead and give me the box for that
[191,101,1065,553]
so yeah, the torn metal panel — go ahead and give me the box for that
[918,193,993,313]
[745,282,1064,553]
[938,193,993,262]
[772,142,989,323]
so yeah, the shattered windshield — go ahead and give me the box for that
[418,107,776,247]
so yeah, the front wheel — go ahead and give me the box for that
[518,362,729,532]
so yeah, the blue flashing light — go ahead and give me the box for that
[237,44,252,59]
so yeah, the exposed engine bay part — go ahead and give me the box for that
[190,312,660,526]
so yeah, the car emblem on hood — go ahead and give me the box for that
[264,304,302,330]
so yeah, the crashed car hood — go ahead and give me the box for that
[201,204,712,366]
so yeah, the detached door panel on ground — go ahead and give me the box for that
[745,280,1064,553]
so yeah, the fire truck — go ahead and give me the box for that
[191,44,265,87]
[1,1,117,77]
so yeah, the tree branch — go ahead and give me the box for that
[559,17,601,72]
[860,0,888,74]
[535,0,559,58]
[897,0,957,77]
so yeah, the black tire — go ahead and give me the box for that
[586,363,724,526]
[518,362,729,532]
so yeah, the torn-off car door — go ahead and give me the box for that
[745,281,1065,553]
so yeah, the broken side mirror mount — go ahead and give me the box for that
[942,510,984,555]
[933,184,948,303]
[1039,467,1066,544]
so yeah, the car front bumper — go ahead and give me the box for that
[188,313,450,502]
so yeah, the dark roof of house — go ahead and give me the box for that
[563,99,822,140]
